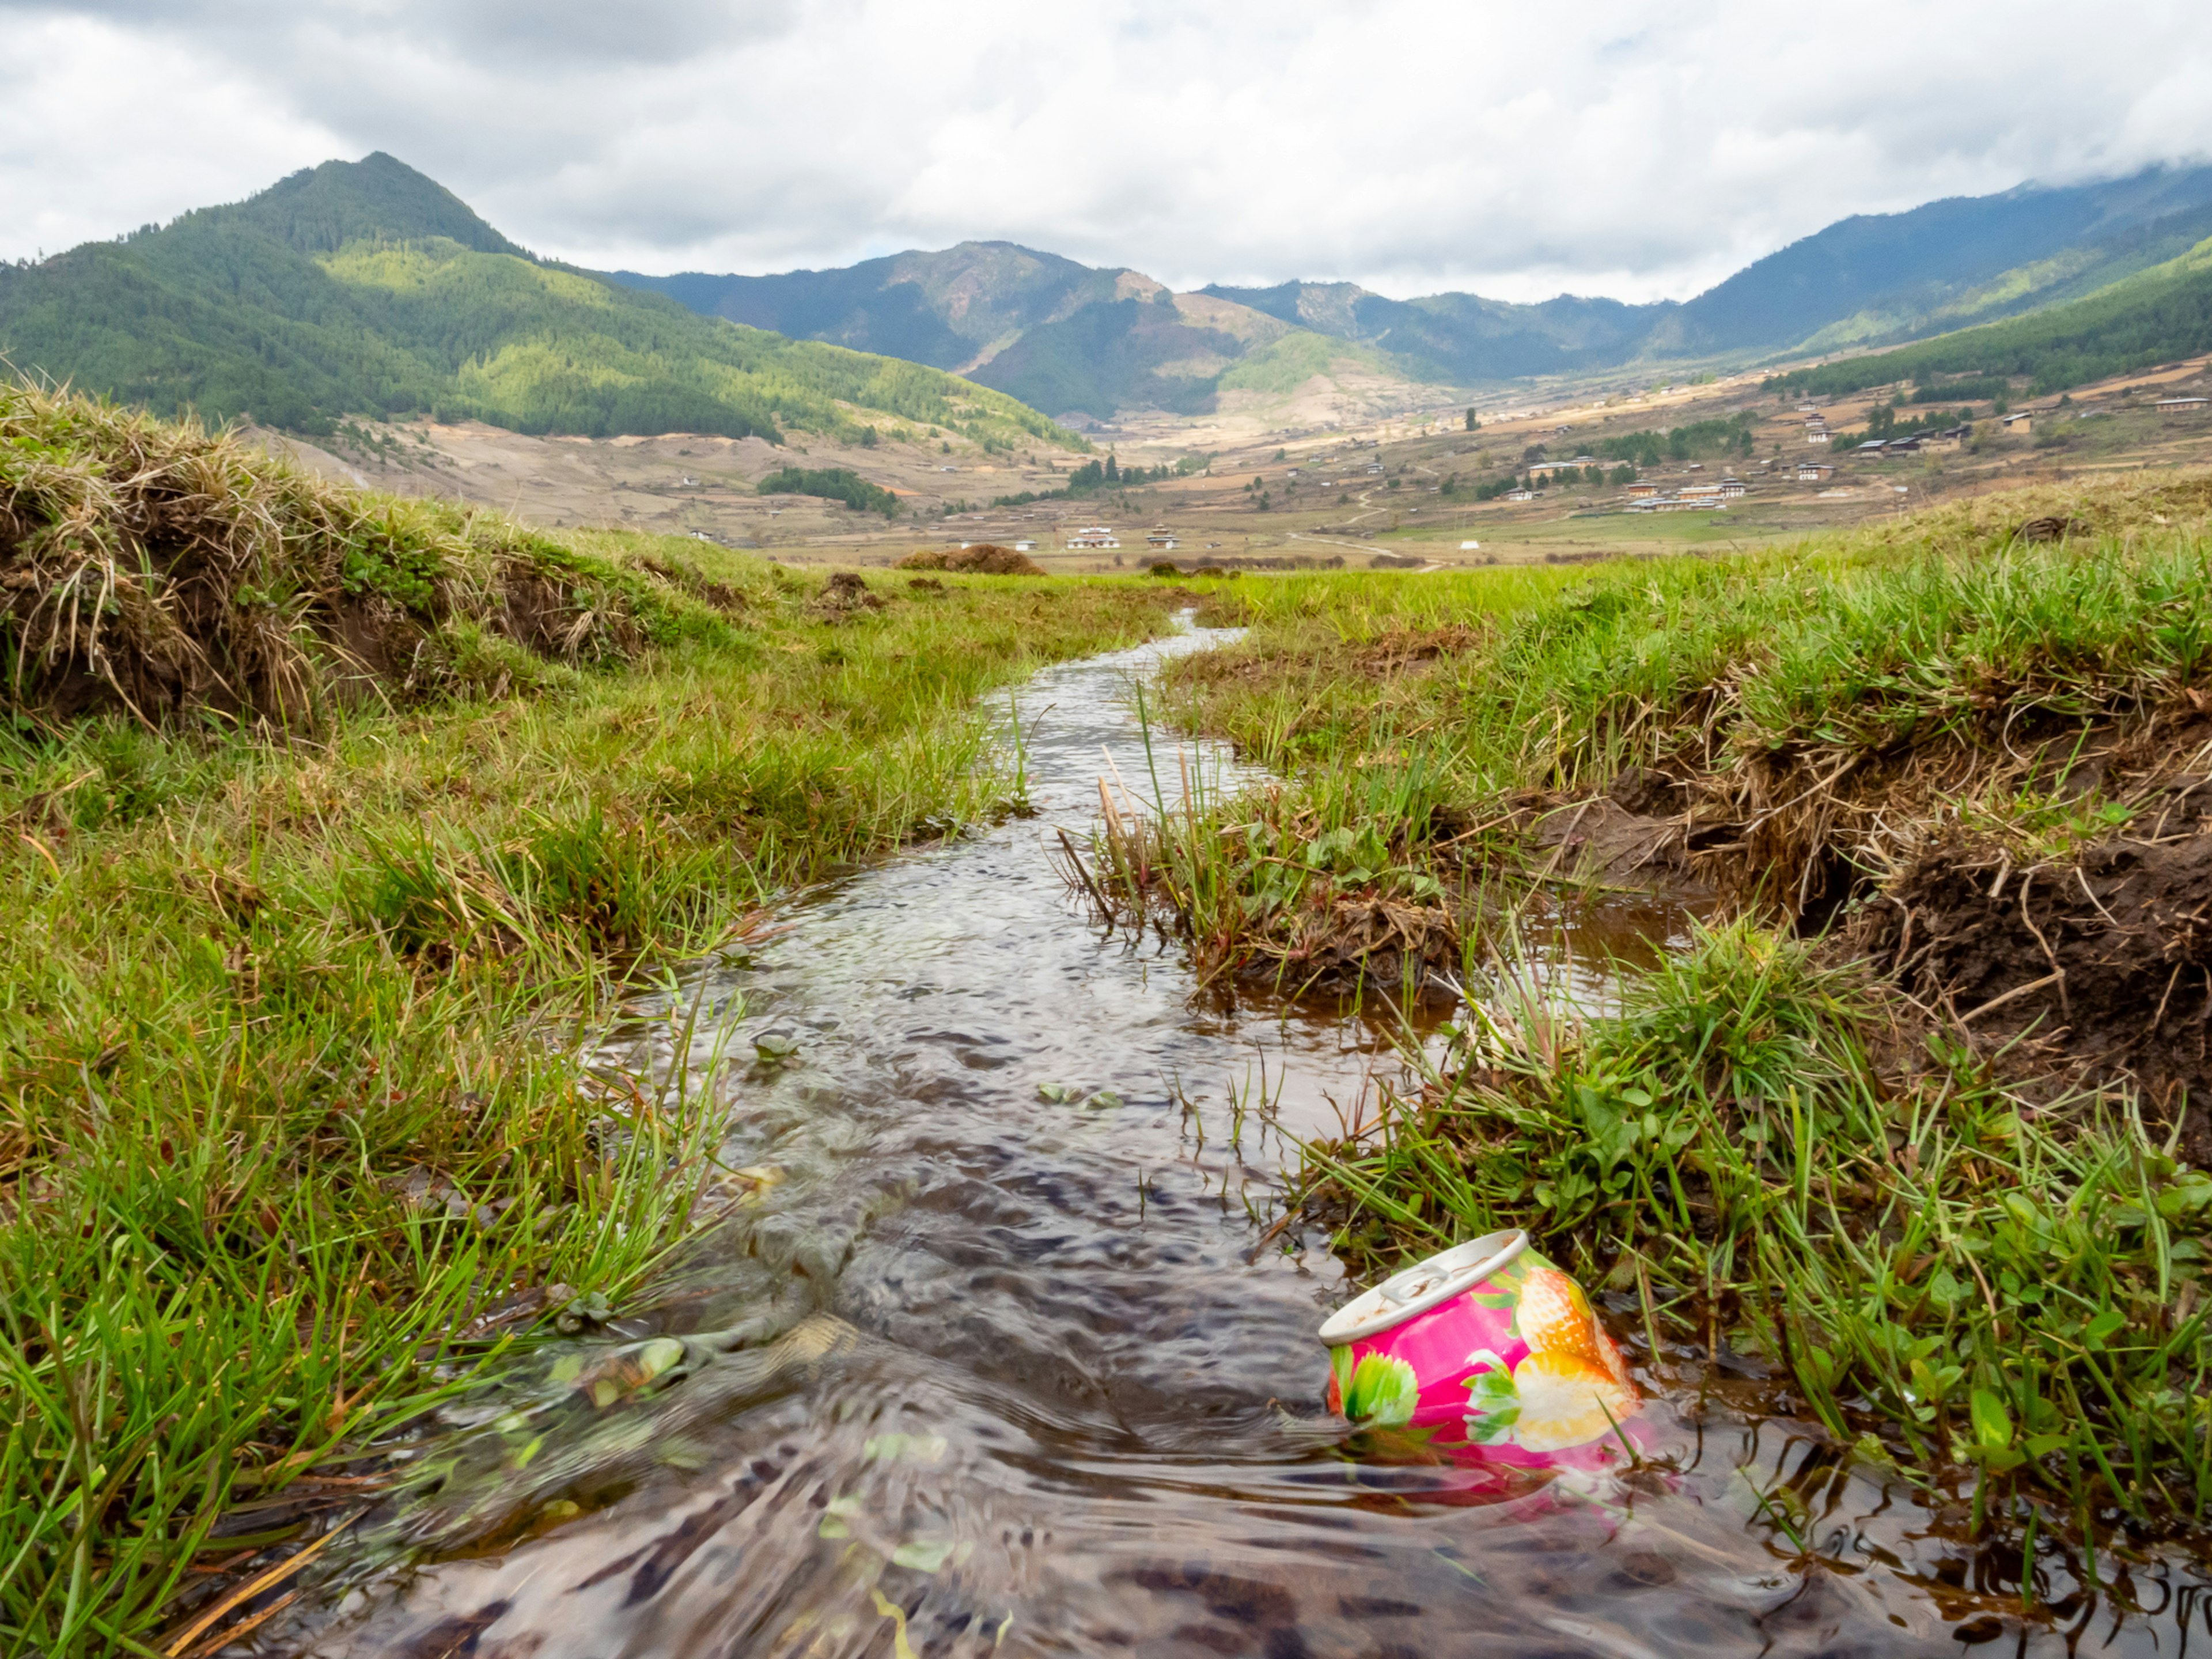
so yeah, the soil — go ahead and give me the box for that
[807,570,887,620]
[1469,728,2212,1143]
[896,544,1046,575]
[1255,890,1460,990]
[1849,815,2212,1153]
[1462,787,1716,899]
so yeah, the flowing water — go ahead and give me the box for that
[297,626,2210,1659]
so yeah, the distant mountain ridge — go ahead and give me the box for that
[0,154,1079,448]
[1770,230,2212,401]
[613,248,1393,420]
[614,244,1119,373]
[1672,164,2212,354]
[11,154,2212,436]
[618,162,2212,415]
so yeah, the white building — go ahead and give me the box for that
[1065,525,1119,549]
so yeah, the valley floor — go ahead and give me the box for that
[263,354,2212,584]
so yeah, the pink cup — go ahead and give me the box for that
[1319,1229,1642,1469]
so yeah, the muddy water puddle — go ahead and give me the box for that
[296,628,2209,1658]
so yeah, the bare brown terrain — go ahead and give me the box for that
[259,352,2212,573]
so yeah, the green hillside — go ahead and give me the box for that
[1787,195,2212,355]
[1771,235,2212,400]
[1215,330,1406,397]
[0,154,1080,449]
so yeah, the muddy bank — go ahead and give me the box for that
[1482,696,2212,1123]
[1854,821,2212,1142]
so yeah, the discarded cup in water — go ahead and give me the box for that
[1319,1229,1642,1468]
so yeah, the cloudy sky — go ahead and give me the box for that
[4,0,2210,302]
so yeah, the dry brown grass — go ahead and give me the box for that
[0,384,691,728]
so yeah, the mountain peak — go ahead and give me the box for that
[224,152,528,259]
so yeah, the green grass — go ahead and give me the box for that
[1176,474,2212,812]
[1769,233,2212,400]
[1364,506,1806,554]
[1299,921,2212,1545]
[0,393,1172,1656]
[1128,470,2212,1532]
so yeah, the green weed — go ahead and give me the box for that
[1300,921,2212,1533]
[0,403,1176,1653]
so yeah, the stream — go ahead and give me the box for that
[295,623,2211,1658]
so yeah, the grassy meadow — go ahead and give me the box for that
[1127,473,2212,1552]
[0,387,1172,1656]
[13,372,2212,1649]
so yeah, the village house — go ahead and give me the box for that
[1527,455,1602,482]
[1624,482,1660,498]
[1797,463,1835,482]
[1064,526,1119,549]
[1719,478,1747,499]
[2002,410,2035,433]
[1503,488,1536,502]
[2158,396,2210,418]
[1145,529,1178,549]
[1012,538,1038,552]
[1628,493,1730,514]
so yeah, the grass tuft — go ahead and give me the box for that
[0,393,1178,1656]
[1297,919,2212,1535]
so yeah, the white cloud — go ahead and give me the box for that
[3,0,2210,301]
[0,12,341,259]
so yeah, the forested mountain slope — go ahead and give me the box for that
[616,249,1396,421]
[612,243,1118,373]
[1671,163,2212,355]
[0,154,1077,447]
[619,165,2212,411]
[1770,233,2212,399]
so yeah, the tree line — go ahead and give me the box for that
[757,466,899,517]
